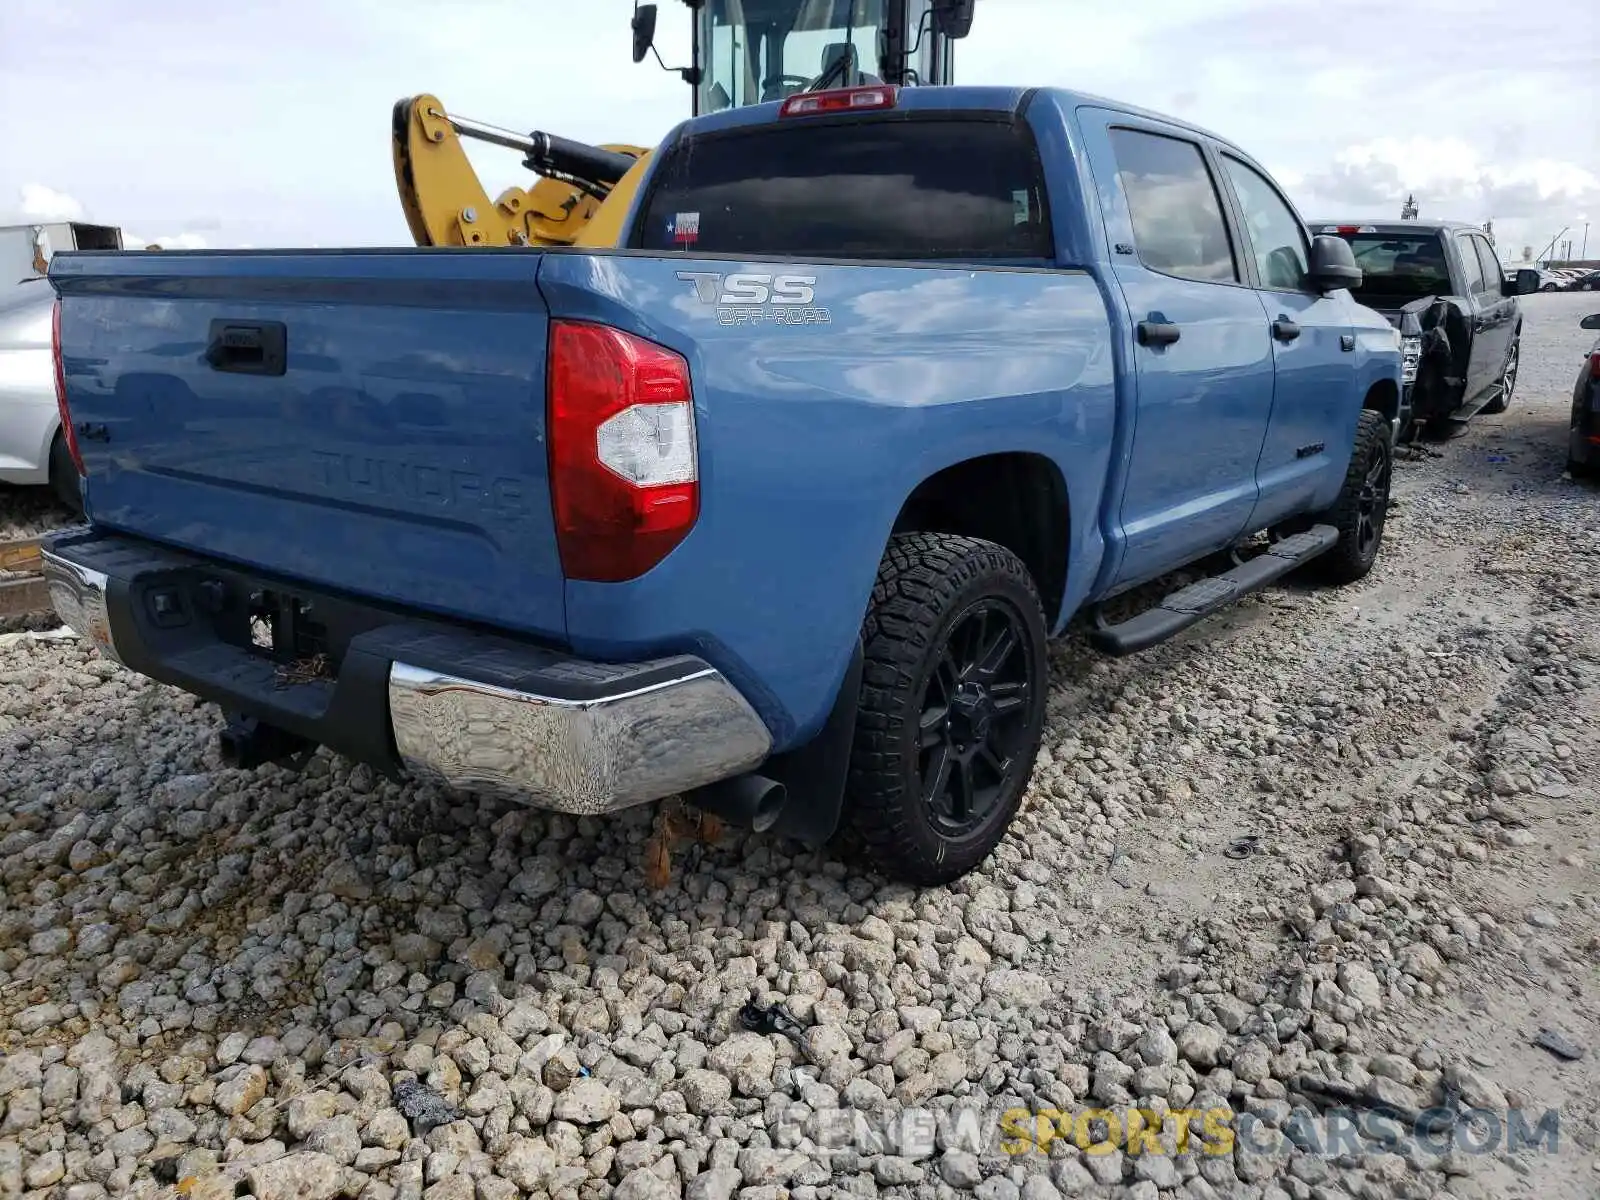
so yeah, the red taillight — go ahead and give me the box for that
[51,298,86,478]
[778,85,898,118]
[547,321,698,583]
[1590,353,1600,380]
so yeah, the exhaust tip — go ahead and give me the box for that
[747,779,786,834]
[688,774,787,834]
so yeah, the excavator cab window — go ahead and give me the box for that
[697,0,907,113]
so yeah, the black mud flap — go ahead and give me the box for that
[760,639,864,848]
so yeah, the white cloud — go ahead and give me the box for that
[12,183,85,222]
[1299,137,1600,220]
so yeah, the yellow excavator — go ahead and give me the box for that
[392,0,975,251]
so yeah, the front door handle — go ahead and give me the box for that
[1137,320,1181,347]
[1272,316,1301,342]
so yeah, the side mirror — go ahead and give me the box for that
[1307,234,1362,293]
[931,0,975,39]
[1580,313,1600,331]
[1507,268,1540,296]
[631,3,658,65]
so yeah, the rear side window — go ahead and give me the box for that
[634,118,1053,260]
[1109,128,1237,284]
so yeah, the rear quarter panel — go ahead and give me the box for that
[537,252,1117,750]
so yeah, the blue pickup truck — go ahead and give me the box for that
[41,84,1403,884]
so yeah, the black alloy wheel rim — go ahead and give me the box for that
[1356,444,1391,557]
[1502,344,1518,398]
[916,600,1033,838]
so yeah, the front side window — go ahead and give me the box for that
[636,117,1052,260]
[1108,128,1237,284]
[1471,236,1502,294]
[1455,235,1485,295]
[1221,155,1310,291]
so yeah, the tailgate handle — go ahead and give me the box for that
[205,319,287,376]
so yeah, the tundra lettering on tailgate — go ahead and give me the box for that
[309,450,529,517]
[676,271,832,326]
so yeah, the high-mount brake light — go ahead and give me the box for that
[778,85,898,118]
[51,298,86,477]
[1324,225,1377,235]
[547,320,698,583]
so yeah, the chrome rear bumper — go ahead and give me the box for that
[386,660,772,815]
[40,532,772,815]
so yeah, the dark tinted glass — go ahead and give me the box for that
[1471,237,1502,294]
[635,118,1052,260]
[1332,233,1452,300]
[1454,234,1485,295]
[1108,128,1237,284]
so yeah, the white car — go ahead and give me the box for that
[0,277,81,512]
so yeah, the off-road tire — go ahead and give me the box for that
[1308,409,1392,585]
[1480,336,1518,415]
[48,432,83,515]
[844,533,1049,886]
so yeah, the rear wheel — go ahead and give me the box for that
[844,533,1049,886]
[48,432,83,514]
[1481,338,1518,415]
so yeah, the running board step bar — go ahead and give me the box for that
[1090,525,1339,657]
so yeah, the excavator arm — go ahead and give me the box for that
[391,94,654,248]
[389,3,976,251]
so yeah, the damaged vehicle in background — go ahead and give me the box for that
[1568,313,1600,481]
[1315,221,1540,442]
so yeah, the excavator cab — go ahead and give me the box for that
[633,0,972,113]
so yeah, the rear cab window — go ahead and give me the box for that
[632,115,1054,261]
[1322,230,1453,302]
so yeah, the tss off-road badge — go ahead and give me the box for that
[676,271,832,326]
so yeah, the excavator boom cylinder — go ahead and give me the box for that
[526,133,637,188]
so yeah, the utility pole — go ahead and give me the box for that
[1482,219,1494,247]
[1536,227,1569,266]
[1400,193,1419,220]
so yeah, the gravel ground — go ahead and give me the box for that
[1,293,1597,1200]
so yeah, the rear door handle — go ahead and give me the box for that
[1136,320,1180,347]
[1271,316,1301,342]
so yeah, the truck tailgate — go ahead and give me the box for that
[52,250,565,639]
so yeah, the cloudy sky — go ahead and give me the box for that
[3,0,1596,261]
